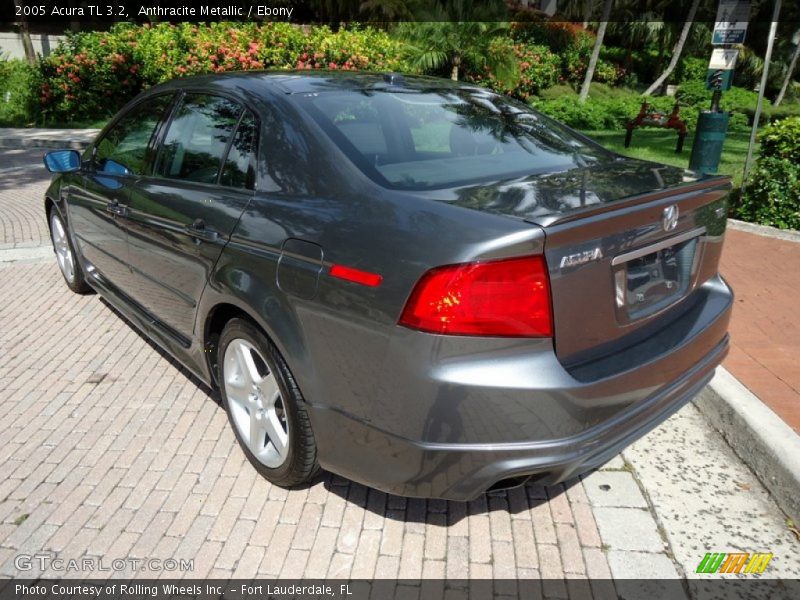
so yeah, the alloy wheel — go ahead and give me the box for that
[50,213,75,284]
[223,338,289,468]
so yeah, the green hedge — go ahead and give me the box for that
[468,40,560,100]
[36,22,411,122]
[532,88,678,131]
[736,117,800,229]
[512,21,621,86]
[0,59,37,127]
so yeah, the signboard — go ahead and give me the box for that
[706,43,740,91]
[706,69,734,91]
[713,0,751,45]
[709,48,739,70]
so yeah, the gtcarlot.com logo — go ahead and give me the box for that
[15,553,194,573]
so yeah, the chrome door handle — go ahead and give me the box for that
[185,219,219,243]
[106,201,128,217]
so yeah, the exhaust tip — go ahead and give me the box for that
[486,475,531,494]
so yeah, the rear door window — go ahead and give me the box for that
[155,94,243,185]
[220,110,258,190]
[93,94,174,175]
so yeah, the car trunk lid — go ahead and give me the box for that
[440,158,731,367]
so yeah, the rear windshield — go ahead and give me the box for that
[298,88,615,190]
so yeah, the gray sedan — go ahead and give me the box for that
[43,72,732,500]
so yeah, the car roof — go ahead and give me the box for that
[147,70,485,98]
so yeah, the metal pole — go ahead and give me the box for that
[742,0,782,190]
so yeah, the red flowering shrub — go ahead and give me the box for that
[37,28,146,121]
[37,23,411,122]
[470,40,559,100]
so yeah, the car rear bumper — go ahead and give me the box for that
[307,276,732,501]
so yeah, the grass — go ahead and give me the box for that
[580,128,754,188]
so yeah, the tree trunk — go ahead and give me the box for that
[579,0,613,103]
[69,0,80,31]
[775,34,800,106]
[14,0,36,65]
[643,0,700,96]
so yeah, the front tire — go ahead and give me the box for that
[218,318,319,487]
[49,209,91,294]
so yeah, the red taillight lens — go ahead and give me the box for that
[399,255,553,337]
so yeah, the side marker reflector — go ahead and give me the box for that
[330,264,383,287]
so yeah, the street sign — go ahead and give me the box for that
[706,49,739,91]
[709,48,739,70]
[706,69,734,91]
[713,0,751,45]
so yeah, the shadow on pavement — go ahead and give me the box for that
[96,296,577,523]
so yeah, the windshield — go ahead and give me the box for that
[298,88,616,190]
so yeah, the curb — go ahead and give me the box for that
[0,246,53,264]
[694,367,800,526]
[727,218,800,244]
[0,137,91,151]
[0,129,99,151]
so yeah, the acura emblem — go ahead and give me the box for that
[662,205,679,232]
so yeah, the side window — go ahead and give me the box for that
[94,94,174,175]
[220,110,258,190]
[155,94,242,185]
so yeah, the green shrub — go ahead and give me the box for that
[676,81,760,129]
[36,22,411,122]
[533,90,675,131]
[586,83,636,100]
[538,84,576,100]
[758,116,800,162]
[736,117,800,229]
[674,80,711,108]
[742,102,800,126]
[728,111,750,132]
[510,21,623,86]
[721,86,759,112]
[674,57,707,85]
[38,28,148,122]
[470,41,559,100]
[511,21,593,52]
[0,58,37,126]
[736,156,800,229]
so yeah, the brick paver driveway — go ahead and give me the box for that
[1,148,798,595]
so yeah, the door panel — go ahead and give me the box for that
[124,95,258,340]
[67,94,175,291]
[69,172,132,289]
[125,182,252,339]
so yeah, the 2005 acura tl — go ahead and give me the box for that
[43,72,732,500]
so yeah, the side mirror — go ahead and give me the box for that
[43,150,81,173]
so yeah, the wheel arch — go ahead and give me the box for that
[203,301,261,389]
[44,196,57,227]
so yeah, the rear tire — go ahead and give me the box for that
[49,209,91,294]
[218,318,319,487]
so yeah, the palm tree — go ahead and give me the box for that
[579,0,614,103]
[775,29,800,106]
[642,0,701,96]
[13,0,36,65]
[359,0,425,20]
[397,1,516,82]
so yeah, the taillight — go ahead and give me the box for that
[398,255,552,337]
